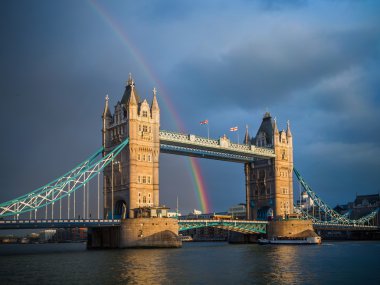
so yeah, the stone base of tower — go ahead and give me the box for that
[119,218,182,248]
[267,219,318,239]
[87,218,182,249]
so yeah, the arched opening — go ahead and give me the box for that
[257,206,273,221]
[115,200,127,219]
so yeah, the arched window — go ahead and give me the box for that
[143,196,146,203]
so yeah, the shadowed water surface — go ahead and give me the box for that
[0,241,379,284]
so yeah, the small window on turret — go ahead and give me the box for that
[143,111,148,117]
[143,125,148,132]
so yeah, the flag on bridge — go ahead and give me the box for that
[230,126,238,132]
[200,119,209,125]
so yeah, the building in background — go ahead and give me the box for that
[167,211,182,218]
[296,191,314,210]
[39,229,56,242]
[335,194,380,226]
[54,228,87,242]
[228,204,246,220]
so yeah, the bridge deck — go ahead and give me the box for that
[0,219,377,232]
[0,219,121,229]
[159,130,275,162]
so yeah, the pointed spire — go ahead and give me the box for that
[286,120,292,137]
[127,72,133,85]
[273,117,279,134]
[151,87,159,110]
[102,94,112,118]
[128,86,137,106]
[244,124,250,145]
[125,74,137,106]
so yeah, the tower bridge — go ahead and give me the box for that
[0,75,378,247]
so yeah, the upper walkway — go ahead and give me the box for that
[159,130,275,162]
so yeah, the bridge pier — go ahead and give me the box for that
[267,219,316,239]
[87,218,182,249]
[228,231,261,243]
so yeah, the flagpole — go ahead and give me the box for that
[237,132,239,144]
[207,123,210,139]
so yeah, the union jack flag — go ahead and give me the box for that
[200,119,209,125]
[230,126,238,132]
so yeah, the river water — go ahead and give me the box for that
[0,241,379,285]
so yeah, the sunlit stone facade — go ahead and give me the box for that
[102,75,160,218]
[245,112,294,220]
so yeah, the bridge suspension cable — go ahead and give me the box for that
[294,168,379,226]
[0,138,129,218]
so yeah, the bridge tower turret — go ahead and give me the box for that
[102,74,160,219]
[245,112,294,220]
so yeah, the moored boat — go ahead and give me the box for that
[259,229,322,245]
[258,236,321,245]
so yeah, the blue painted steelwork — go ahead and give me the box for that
[294,168,379,226]
[0,139,129,218]
[0,219,121,229]
[178,219,267,234]
[160,144,256,162]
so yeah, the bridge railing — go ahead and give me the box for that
[294,168,379,226]
[0,138,130,219]
[159,130,275,157]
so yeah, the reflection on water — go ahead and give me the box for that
[0,241,379,285]
[265,246,300,284]
[118,249,171,284]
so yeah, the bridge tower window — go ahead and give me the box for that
[143,196,146,203]
[143,125,148,132]
[143,176,146,184]
[142,111,148,117]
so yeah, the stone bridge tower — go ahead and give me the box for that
[102,74,160,219]
[245,112,293,220]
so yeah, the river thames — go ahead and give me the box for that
[1,241,379,284]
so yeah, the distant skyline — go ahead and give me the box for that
[1,0,380,214]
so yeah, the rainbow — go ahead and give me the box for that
[89,0,211,213]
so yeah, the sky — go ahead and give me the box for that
[0,0,379,215]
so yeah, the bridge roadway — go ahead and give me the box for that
[159,130,276,162]
[0,219,377,232]
[0,219,121,230]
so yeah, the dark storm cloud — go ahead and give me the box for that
[1,0,380,213]
[258,0,308,10]
[169,26,380,112]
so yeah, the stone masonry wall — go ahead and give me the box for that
[267,220,313,238]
